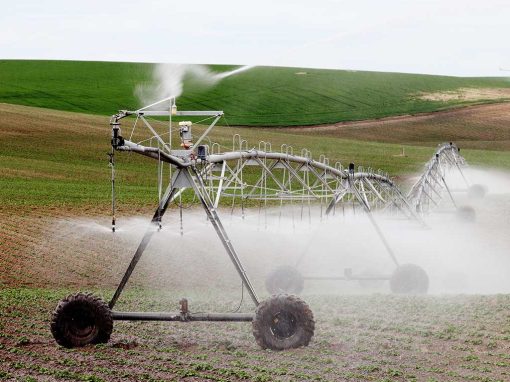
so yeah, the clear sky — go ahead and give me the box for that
[2,0,509,76]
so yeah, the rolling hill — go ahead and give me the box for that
[1,59,509,126]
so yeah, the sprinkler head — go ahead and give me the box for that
[197,145,208,160]
[171,98,177,115]
[110,123,124,148]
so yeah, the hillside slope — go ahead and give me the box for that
[1,103,509,207]
[290,103,510,152]
[1,60,509,126]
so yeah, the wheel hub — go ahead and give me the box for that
[270,311,297,339]
[67,307,96,339]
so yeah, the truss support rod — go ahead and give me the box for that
[254,158,289,192]
[349,177,400,267]
[428,171,444,189]
[389,198,413,219]
[363,178,386,203]
[188,167,260,306]
[243,160,283,200]
[220,160,248,191]
[325,188,349,215]
[421,188,439,207]
[455,162,470,188]
[213,161,227,208]
[109,148,116,232]
[109,184,178,309]
[112,311,253,322]
[441,176,457,209]
[307,165,336,194]
[250,159,278,193]
[394,190,426,227]
[357,179,371,208]
[195,114,223,147]
[425,178,443,199]
[282,161,319,199]
[139,116,171,153]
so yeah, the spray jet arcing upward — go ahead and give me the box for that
[214,65,256,80]
[135,64,255,110]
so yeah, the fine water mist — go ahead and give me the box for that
[48,166,510,298]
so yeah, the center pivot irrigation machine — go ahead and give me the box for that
[50,99,484,350]
[407,142,486,221]
[265,141,486,296]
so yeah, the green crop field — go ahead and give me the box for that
[1,59,510,126]
[2,103,510,208]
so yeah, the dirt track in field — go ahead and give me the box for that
[287,102,510,150]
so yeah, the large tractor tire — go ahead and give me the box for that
[265,266,304,295]
[51,292,113,348]
[252,294,314,350]
[390,264,429,294]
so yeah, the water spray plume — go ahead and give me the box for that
[137,96,174,112]
[135,64,255,109]
[214,65,256,80]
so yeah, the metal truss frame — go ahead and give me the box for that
[407,142,468,214]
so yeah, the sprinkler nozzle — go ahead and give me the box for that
[111,123,124,148]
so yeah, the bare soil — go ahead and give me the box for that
[288,102,510,150]
[417,88,510,102]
